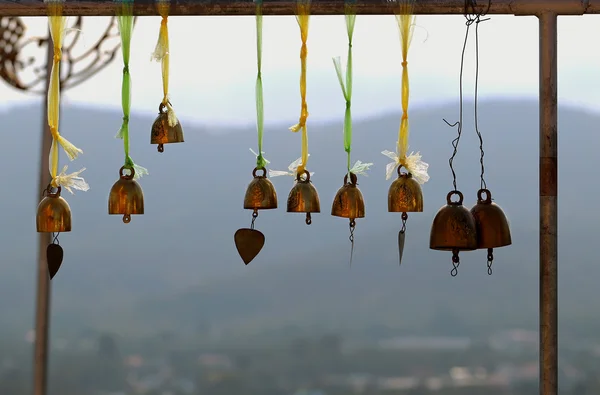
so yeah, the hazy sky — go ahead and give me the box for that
[4,14,600,126]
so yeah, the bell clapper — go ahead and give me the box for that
[157,144,164,153]
[487,248,494,275]
[306,213,312,225]
[123,214,131,224]
[451,248,460,277]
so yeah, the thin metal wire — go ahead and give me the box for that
[471,0,491,190]
[442,0,491,191]
[451,249,460,277]
[487,248,494,275]
[349,219,356,267]
[250,209,258,230]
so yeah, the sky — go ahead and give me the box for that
[4,14,600,126]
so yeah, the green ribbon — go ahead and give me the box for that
[333,4,356,172]
[255,0,267,170]
[116,1,147,178]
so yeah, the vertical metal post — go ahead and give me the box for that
[538,11,558,395]
[33,31,54,395]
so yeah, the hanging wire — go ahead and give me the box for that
[471,0,491,190]
[52,232,60,245]
[442,0,491,192]
[349,219,356,267]
[250,209,258,230]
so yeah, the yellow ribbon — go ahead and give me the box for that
[47,0,85,189]
[289,0,311,175]
[396,1,415,165]
[152,0,178,127]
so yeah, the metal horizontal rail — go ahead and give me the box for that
[0,0,598,17]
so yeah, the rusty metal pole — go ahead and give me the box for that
[538,11,558,395]
[32,29,54,395]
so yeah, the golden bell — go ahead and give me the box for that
[150,103,184,153]
[470,188,512,249]
[388,166,423,213]
[36,186,71,233]
[108,166,145,223]
[287,169,320,224]
[331,172,365,220]
[430,190,478,251]
[243,167,278,210]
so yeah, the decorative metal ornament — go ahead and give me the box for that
[151,102,184,153]
[234,167,278,265]
[388,165,423,265]
[430,190,478,276]
[287,169,320,225]
[108,166,145,223]
[36,186,72,233]
[332,172,365,265]
[470,188,512,273]
[37,185,71,279]
[0,16,129,94]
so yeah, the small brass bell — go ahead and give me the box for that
[36,186,71,233]
[287,169,320,225]
[234,167,278,265]
[388,166,423,266]
[430,190,478,276]
[470,188,512,274]
[243,167,278,211]
[108,166,144,223]
[332,172,365,266]
[151,102,184,153]
[331,172,365,220]
[388,166,423,213]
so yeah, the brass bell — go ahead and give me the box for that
[287,169,320,225]
[108,166,145,223]
[331,172,365,220]
[151,102,184,153]
[36,186,72,233]
[243,167,278,211]
[430,190,478,274]
[430,190,478,251]
[470,188,512,271]
[388,166,423,213]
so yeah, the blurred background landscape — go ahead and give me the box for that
[1,98,600,395]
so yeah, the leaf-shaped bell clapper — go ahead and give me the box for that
[470,188,512,270]
[36,186,72,233]
[151,102,184,153]
[243,167,278,211]
[287,169,320,225]
[430,190,478,274]
[331,172,365,220]
[108,166,144,223]
[388,166,423,213]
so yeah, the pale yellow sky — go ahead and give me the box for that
[3,14,599,126]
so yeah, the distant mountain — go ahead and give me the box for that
[1,99,599,343]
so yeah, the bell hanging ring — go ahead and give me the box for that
[388,165,423,213]
[108,166,145,223]
[243,167,278,211]
[36,185,72,233]
[430,191,478,273]
[331,172,365,220]
[470,188,512,269]
[287,169,320,225]
[151,102,184,153]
